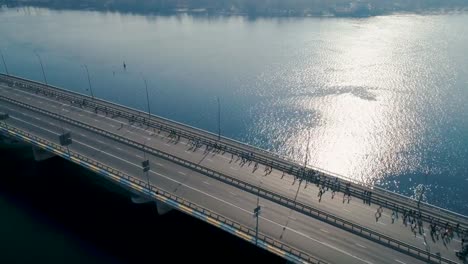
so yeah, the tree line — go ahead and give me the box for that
[2,0,468,17]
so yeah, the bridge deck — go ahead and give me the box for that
[0,78,466,264]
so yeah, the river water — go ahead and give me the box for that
[0,5,467,231]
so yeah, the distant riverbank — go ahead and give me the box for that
[2,0,468,18]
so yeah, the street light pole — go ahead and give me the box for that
[82,64,94,99]
[303,130,311,184]
[217,96,221,140]
[141,141,152,199]
[143,77,151,120]
[34,51,47,85]
[417,185,426,209]
[139,75,153,197]
[0,50,9,76]
[32,51,72,158]
[304,130,310,169]
[254,204,261,246]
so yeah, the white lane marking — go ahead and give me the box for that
[230,167,238,171]
[343,209,351,213]
[26,97,31,100]
[93,119,99,122]
[289,216,297,221]
[203,181,211,185]
[34,117,41,121]
[39,101,43,104]
[394,260,406,264]
[78,114,84,117]
[109,124,116,128]
[79,133,86,137]
[207,158,213,162]
[320,229,329,233]
[136,154,143,158]
[62,109,70,112]
[356,243,367,249]
[178,171,186,176]
[12,116,59,135]
[229,191,237,196]
[48,122,56,126]
[96,140,104,144]
[0,114,376,264]
[116,147,122,151]
[51,105,57,108]
[156,163,164,167]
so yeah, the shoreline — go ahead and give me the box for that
[2,2,468,19]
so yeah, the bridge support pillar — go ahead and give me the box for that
[0,134,28,148]
[155,200,172,215]
[131,196,151,204]
[31,146,55,161]
[130,196,173,215]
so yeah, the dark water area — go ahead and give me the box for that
[0,147,281,263]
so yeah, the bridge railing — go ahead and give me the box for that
[0,97,459,264]
[0,122,325,264]
[1,73,467,232]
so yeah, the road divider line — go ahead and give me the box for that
[356,243,367,249]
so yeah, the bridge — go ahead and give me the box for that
[0,73,467,264]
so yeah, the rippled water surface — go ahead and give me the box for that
[1,7,467,214]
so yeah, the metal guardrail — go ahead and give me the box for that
[1,74,467,231]
[0,95,460,264]
[0,122,325,264]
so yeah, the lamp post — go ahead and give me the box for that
[140,75,152,197]
[217,96,221,140]
[143,77,151,120]
[0,50,9,76]
[33,51,47,85]
[303,130,311,187]
[33,51,72,158]
[253,181,262,247]
[417,185,426,209]
[82,64,94,99]
[254,205,261,246]
[141,147,151,198]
